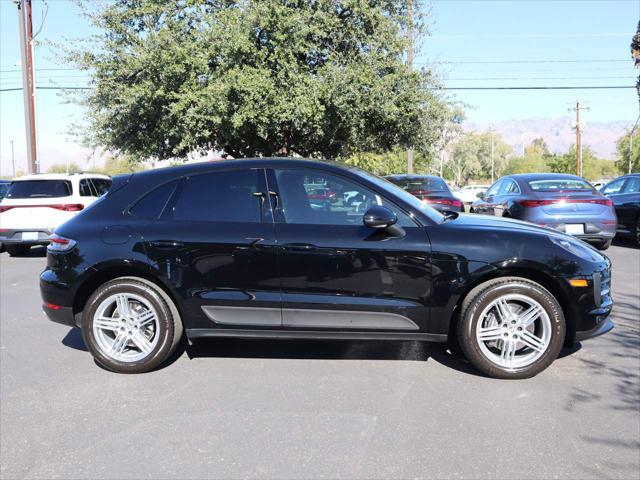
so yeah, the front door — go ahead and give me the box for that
[267,167,433,333]
[142,168,281,330]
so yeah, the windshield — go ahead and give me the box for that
[6,180,72,198]
[359,171,446,223]
[528,179,593,191]
[387,176,449,192]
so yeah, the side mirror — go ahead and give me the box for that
[363,205,397,229]
[476,191,485,200]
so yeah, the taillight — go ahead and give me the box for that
[0,204,84,212]
[424,198,462,208]
[518,198,613,208]
[47,234,77,252]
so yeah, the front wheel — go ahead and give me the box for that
[594,240,612,251]
[457,277,566,379]
[81,278,181,373]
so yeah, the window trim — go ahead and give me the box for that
[266,166,421,228]
[502,179,521,196]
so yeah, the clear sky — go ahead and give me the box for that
[0,0,638,175]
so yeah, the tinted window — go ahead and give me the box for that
[500,179,520,195]
[602,178,625,195]
[275,169,415,226]
[387,176,448,193]
[6,180,72,198]
[622,177,640,193]
[130,180,179,219]
[0,183,9,199]
[79,179,95,196]
[92,178,112,196]
[171,170,261,223]
[528,179,592,191]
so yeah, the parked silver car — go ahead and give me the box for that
[470,173,617,250]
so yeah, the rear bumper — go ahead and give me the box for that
[42,304,76,327]
[0,228,53,245]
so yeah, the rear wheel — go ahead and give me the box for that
[457,277,565,379]
[81,278,181,373]
[5,245,31,257]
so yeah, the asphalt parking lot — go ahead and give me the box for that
[1,240,639,480]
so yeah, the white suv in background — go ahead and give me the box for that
[453,184,491,204]
[0,173,111,256]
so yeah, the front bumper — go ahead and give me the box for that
[0,228,53,245]
[576,317,614,341]
[570,266,614,344]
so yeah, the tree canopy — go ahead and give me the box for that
[66,0,446,161]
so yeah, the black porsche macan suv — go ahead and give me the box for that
[40,159,613,378]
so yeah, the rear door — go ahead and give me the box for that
[476,180,503,215]
[267,167,433,333]
[142,168,281,330]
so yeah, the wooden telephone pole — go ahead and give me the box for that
[568,101,589,177]
[17,0,38,174]
[406,0,414,174]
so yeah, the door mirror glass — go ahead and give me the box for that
[476,191,485,199]
[363,205,397,229]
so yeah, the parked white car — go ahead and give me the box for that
[0,173,111,256]
[454,184,491,204]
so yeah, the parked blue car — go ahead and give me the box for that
[471,173,617,250]
[601,173,640,246]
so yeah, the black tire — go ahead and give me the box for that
[594,240,612,251]
[81,278,182,373]
[635,219,640,247]
[5,245,31,257]
[457,277,566,379]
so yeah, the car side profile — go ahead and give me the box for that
[0,173,112,256]
[600,173,640,245]
[40,159,613,379]
[470,173,617,250]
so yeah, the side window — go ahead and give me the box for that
[130,180,179,219]
[501,180,520,195]
[79,179,95,197]
[274,169,415,226]
[485,180,502,197]
[170,170,262,223]
[622,177,640,193]
[602,178,626,195]
[92,178,112,196]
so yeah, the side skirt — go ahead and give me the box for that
[186,328,448,343]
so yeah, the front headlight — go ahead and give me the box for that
[549,235,603,262]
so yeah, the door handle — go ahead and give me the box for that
[283,243,317,252]
[149,240,184,248]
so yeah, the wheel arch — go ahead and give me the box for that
[72,263,184,330]
[449,266,578,347]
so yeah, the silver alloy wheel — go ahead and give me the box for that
[92,292,160,363]
[475,293,552,370]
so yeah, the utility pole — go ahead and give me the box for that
[17,0,38,175]
[568,100,589,177]
[490,128,495,184]
[10,139,16,177]
[406,0,414,174]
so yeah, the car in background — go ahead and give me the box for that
[385,174,463,212]
[600,173,640,245]
[454,184,491,204]
[0,173,111,256]
[470,173,616,250]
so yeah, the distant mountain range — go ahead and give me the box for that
[464,118,634,160]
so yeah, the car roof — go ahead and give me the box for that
[384,174,443,180]
[507,173,586,182]
[129,157,364,181]
[12,172,111,181]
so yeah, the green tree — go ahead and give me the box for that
[504,137,552,175]
[47,162,83,174]
[615,128,640,174]
[66,0,446,161]
[98,155,145,176]
[447,131,512,186]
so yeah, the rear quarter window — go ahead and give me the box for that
[6,180,72,198]
[129,180,179,219]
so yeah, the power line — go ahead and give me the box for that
[427,32,632,39]
[425,59,629,64]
